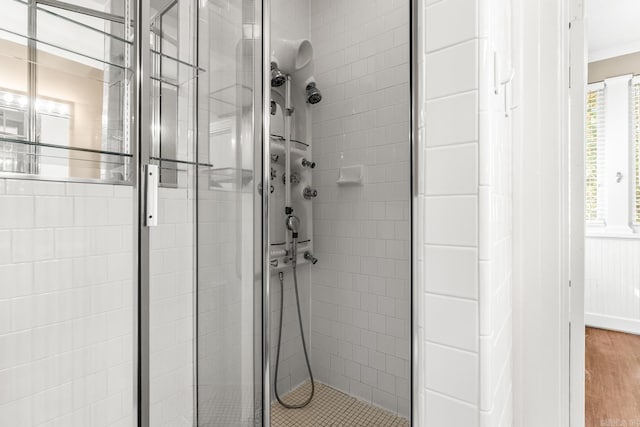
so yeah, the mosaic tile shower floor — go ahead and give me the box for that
[271,382,410,427]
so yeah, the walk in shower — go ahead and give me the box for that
[265,1,412,425]
[0,0,414,425]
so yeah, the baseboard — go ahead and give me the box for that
[585,313,640,335]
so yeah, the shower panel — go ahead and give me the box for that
[266,33,323,414]
[268,48,322,405]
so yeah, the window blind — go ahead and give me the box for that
[632,78,640,224]
[585,85,607,222]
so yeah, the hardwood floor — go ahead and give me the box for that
[586,327,640,427]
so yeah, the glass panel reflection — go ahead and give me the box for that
[0,0,133,182]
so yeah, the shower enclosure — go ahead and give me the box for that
[0,0,415,425]
[0,0,262,425]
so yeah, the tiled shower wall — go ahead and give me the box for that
[149,186,195,427]
[197,187,260,425]
[418,0,513,426]
[0,179,196,427]
[0,179,135,426]
[309,0,411,417]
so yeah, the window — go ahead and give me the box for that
[630,77,640,225]
[632,79,640,224]
[585,85,607,222]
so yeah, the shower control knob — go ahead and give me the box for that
[300,158,316,169]
[303,187,318,200]
[283,172,301,185]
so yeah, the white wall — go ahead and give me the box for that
[419,0,513,426]
[309,0,411,417]
[420,0,480,421]
[479,0,514,425]
[0,179,135,427]
[585,237,640,333]
[512,0,570,425]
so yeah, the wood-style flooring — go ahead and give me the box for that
[586,327,640,427]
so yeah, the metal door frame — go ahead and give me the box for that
[260,0,418,425]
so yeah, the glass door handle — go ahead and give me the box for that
[145,164,159,227]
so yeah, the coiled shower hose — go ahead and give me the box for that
[274,239,315,408]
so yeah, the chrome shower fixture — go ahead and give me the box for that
[286,215,300,237]
[301,158,316,168]
[271,62,286,87]
[282,171,301,185]
[304,251,318,265]
[306,82,322,104]
[303,187,318,199]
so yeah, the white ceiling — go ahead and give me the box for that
[587,0,640,62]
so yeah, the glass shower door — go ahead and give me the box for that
[141,0,263,425]
[145,0,198,425]
[195,0,263,425]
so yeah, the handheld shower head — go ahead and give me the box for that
[271,62,286,87]
[306,82,322,104]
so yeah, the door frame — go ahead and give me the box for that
[260,0,418,425]
[135,0,152,424]
[568,0,586,425]
[261,0,272,425]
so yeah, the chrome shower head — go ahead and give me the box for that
[306,82,322,104]
[271,62,286,87]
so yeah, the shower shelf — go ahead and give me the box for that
[337,165,364,186]
[270,239,311,247]
[270,134,309,150]
[270,140,308,161]
[206,167,253,188]
[270,240,311,257]
[270,134,309,147]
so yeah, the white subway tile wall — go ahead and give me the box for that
[419,0,513,426]
[0,179,135,427]
[149,186,195,427]
[197,187,258,425]
[479,0,514,425]
[309,0,411,418]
